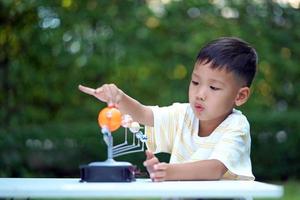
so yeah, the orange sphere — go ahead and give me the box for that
[98,107,122,132]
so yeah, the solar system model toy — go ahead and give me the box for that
[80,106,147,182]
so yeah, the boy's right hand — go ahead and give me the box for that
[143,150,160,181]
[78,84,124,106]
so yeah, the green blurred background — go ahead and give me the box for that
[0,0,300,197]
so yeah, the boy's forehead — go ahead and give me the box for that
[192,62,239,84]
[193,61,229,74]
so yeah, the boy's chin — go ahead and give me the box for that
[194,112,206,120]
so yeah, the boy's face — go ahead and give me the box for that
[189,61,249,122]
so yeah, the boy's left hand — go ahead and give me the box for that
[151,162,169,182]
[143,150,170,182]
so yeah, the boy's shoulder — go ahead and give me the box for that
[170,102,190,109]
[220,109,250,132]
[152,102,191,118]
[170,103,193,115]
[153,102,190,111]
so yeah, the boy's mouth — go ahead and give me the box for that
[194,103,204,112]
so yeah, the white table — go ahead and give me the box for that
[0,178,283,199]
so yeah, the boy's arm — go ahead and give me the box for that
[117,92,154,126]
[78,84,154,126]
[146,159,227,181]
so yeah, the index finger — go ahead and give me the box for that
[145,150,155,160]
[78,85,96,96]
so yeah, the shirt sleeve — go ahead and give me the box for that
[208,116,255,180]
[145,103,185,154]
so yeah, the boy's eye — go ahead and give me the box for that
[210,86,220,90]
[191,81,199,85]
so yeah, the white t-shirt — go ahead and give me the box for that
[145,103,255,180]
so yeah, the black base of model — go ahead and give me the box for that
[80,160,135,182]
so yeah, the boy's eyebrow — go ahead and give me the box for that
[192,72,225,86]
[192,72,200,78]
[209,79,225,86]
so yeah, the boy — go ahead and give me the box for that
[79,37,258,182]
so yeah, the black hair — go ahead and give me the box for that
[196,37,258,87]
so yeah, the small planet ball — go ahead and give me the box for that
[129,121,140,133]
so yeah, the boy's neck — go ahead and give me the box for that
[198,122,218,137]
[198,111,232,137]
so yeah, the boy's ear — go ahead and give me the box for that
[235,87,250,106]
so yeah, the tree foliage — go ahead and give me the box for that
[1,0,300,180]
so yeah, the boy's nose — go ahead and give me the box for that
[196,87,206,101]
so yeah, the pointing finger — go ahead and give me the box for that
[78,85,96,96]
